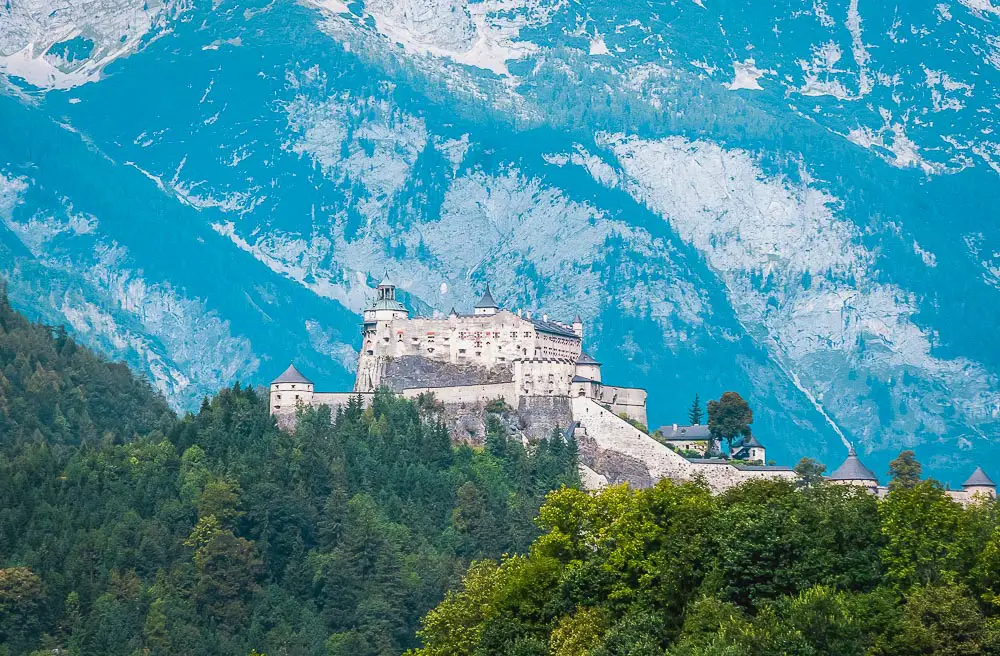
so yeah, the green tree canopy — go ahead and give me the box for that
[706,391,753,453]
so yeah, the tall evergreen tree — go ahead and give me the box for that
[688,393,704,425]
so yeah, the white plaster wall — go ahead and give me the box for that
[354,310,584,391]
[269,381,314,413]
[515,359,576,396]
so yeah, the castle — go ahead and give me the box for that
[269,278,994,498]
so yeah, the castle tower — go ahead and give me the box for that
[363,273,410,323]
[962,466,996,500]
[575,352,602,383]
[827,445,879,492]
[270,363,314,413]
[474,286,500,316]
[743,435,766,463]
[355,273,410,392]
[572,315,584,339]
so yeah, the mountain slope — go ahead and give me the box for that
[2,0,1000,481]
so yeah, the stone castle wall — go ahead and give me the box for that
[571,397,794,493]
[598,385,648,427]
[355,310,582,392]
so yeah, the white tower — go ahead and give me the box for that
[474,286,500,316]
[356,274,409,392]
[270,364,314,413]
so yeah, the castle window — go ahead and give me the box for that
[291,385,296,389]
[277,394,282,400]
[295,394,300,399]
[458,348,466,354]
[475,351,481,357]
[367,350,374,355]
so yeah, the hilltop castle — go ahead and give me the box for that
[269,278,994,498]
[271,276,646,431]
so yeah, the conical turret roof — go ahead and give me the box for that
[448,306,459,317]
[475,286,499,309]
[828,445,878,482]
[963,466,996,488]
[272,363,312,385]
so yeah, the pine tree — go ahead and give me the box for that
[688,393,704,425]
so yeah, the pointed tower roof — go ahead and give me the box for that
[828,445,878,482]
[963,466,996,488]
[378,270,392,286]
[743,434,764,448]
[272,363,312,385]
[573,314,583,323]
[449,306,459,317]
[475,286,499,309]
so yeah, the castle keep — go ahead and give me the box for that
[272,277,646,431]
[269,278,995,497]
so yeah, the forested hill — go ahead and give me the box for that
[0,283,175,448]
[0,285,579,655]
[413,479,1000,656]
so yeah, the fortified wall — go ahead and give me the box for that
[268,277,1000,496]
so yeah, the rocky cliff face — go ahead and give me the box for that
[383,355,513,391]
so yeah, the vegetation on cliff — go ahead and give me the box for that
[411,477,1000,656]
[0,286,579,655]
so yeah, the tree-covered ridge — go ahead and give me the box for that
[0,286,579,655]
[0,283,174,449]
[412,478,1000,656]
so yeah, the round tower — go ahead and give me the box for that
[363,273,410,323]
[962,466,996,500]
[270,363,314,413]
[827,445,879,493]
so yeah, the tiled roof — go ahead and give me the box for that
[368,297,408,312]
[530,318,578,338]
[577,352,601,365]
[572,375,598,383]
[964,466,996,488]
[657,424,711,440]
[475,286,499,309]
[272,363,312,385]
[828,446,878,482]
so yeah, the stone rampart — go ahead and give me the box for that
[572,397,795,493]
[572,397,693,487]
[598,385,648,427]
